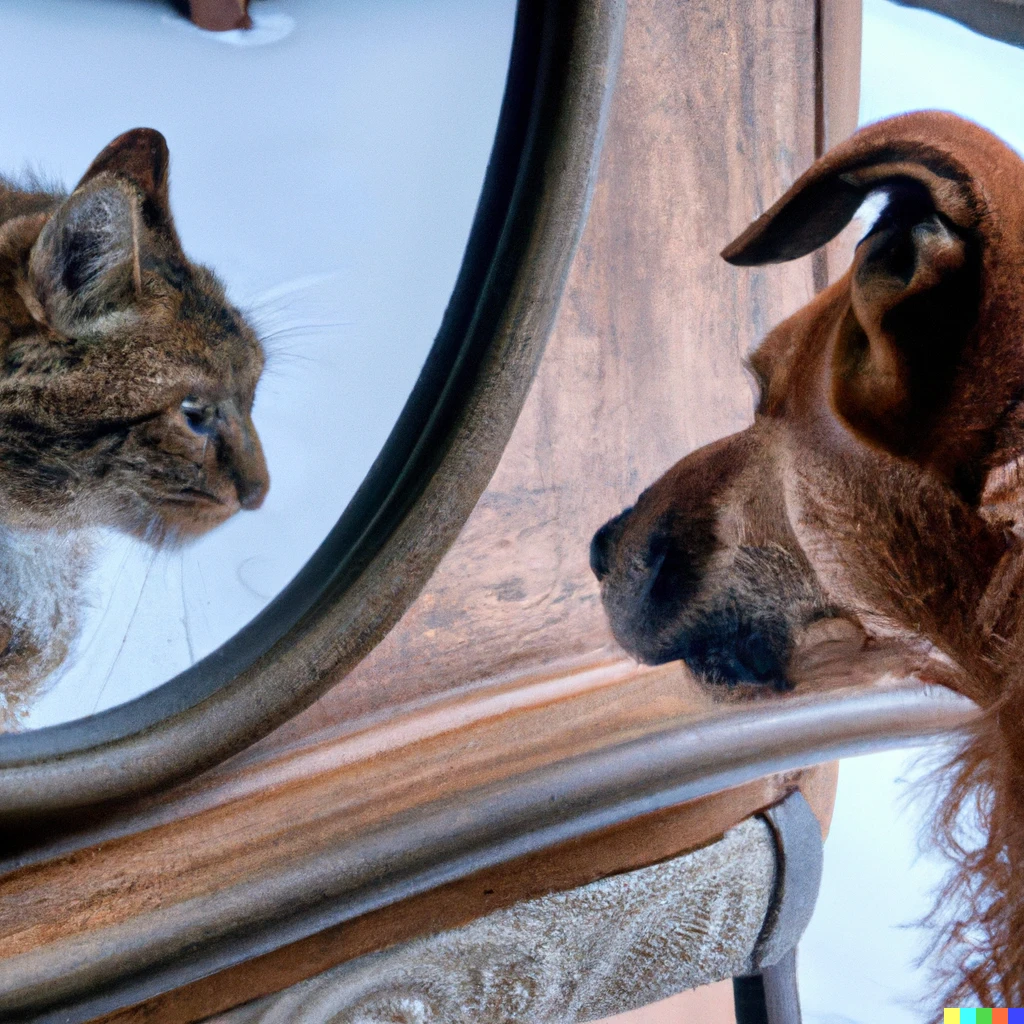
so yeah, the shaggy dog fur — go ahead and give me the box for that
[591,110,1024,1008]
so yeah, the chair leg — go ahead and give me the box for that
[733,947,801,1024]
[732,790,823,1024]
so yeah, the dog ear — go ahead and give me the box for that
[721,114,979,266]
[724,112,995,465]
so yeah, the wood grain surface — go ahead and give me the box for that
[92,768,825,1024]
[822,0,864,283]
[264,0,823,749]
[0,2,965,1021]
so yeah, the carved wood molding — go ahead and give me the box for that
[204,818,777,1024]
[80,763,837,1022]
[0,659,967,1023]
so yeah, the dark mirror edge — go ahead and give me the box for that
[890,0,1024,49]
[0,0,627,817]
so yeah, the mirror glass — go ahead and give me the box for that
[0,0,516,730]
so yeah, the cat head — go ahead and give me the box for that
[0,128,268,544]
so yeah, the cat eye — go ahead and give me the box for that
[180,397,213,433]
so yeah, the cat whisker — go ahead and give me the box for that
[240,271,345,311]
[258,325,353,353]
[258,318,353,335]
[69,533,134,665]
[235,555,271,601]
[260,346,319,365]
[180,551,196,667]
[193,555,211,634]
[90,543,159,714]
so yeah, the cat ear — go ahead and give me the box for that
[28,176,143,335]
[27,129,178,335]
[76,128,175,236]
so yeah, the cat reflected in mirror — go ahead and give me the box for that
[0,128,269,727]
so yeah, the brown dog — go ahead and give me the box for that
[591,110,1024,1006]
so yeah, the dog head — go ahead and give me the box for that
[591,111,1024,687]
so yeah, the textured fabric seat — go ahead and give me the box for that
[210,818,778,1024]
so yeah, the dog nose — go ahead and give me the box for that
[590,508,633,581]
[590,525,615,581]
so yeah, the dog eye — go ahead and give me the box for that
[180,398,214,434]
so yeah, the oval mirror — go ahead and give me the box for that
[0,0,516,732]
[0,0,623,813]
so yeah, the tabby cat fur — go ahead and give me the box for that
[0,128,269,727]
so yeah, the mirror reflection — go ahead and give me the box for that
[0,0,516,730]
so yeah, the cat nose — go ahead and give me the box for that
[217,401,269,511]
[230,432,269,510]
[235,466,268,510]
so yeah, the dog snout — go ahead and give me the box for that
[590,507,633,581]
[643,526,706,606]
[592,425,833,686]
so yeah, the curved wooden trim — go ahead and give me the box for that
[93,770,829,1024]
[0,664,972,1023]
[0,0,627,813]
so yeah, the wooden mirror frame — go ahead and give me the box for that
[0,0,626,817]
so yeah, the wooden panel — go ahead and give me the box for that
[822,0,862,150]
[821,0,864,283]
